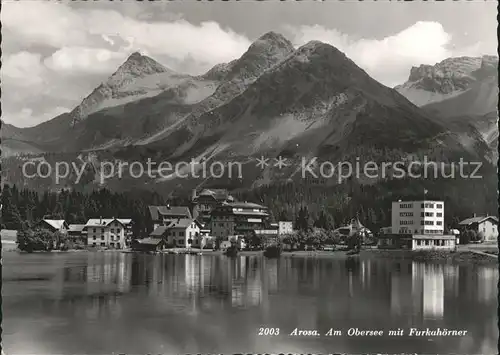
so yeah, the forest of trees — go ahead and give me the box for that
[0,184,190,236]
[234,173,498,234]
[2,169,496,240]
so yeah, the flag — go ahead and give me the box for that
[424,189,428,195]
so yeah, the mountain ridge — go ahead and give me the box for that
[2,33,496,186]
[395,55,498,106]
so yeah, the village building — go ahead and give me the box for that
[459,215,498,242]
[191,188,235,225]
[84,218,128,249]
[131,237,165,252]
[333,218,373,243]
[38,219,69,234]
[210,201,270,241]
[391,200,444,235]
[149,218,205,249]
[68,224,87,244]
[148,205,192,230]
[378,200,456,250]
[119,219,134,242]
[278,221,293,235]
[166,218,203,248]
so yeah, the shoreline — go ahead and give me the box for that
[4,245,497,266]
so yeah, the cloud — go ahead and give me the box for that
[1,2,88,48]
[44,47,128,75]
[1,51,47,87]
[286,21,494,87]
[2,2,252,75]
[4,107,70,128]
[1,1,496,128]
[83,10,252,73]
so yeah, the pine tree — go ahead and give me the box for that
[1,185,23,229]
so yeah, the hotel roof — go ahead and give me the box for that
[222,201,267,209]
[85,218,125,227]
[459,216,498,225]
[148,206,192,221]
[68,224,86,232]
[196,188,234,201]
[42,219,67,230]
[137,237,163,246]
[167,218,199,229]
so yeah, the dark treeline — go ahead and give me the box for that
[1,185,188,236]
[234,173,498,233]
[2,171,497,237]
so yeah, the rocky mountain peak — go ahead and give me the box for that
[472,55,499,79]
[292,40,346,61]
[68,52,171,125]
[218,32,295,85]
[250,31,294,51]
[108,52,170,87]
[407,56,481,82]
[394,56,492,106]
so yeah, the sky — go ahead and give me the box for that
[1,1,497,128]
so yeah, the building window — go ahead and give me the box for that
[424,221,434,225]
[180,231,185,237]
[400,220,414,225]
[425,212,434,217]
[437,213,443,217]
[436,221,442,226]
[93,228,96,232]
[100,242,105,246]
[101,236,104,240]
[110,229,114,233]
[436,204,443,208]
[93,236,96,240]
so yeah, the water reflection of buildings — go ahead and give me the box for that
[231,257,266,309]
[443,264,459,298]
[411,263,444,319]
[82,253,132,320]
[86,252,132,294]
[477,267,496,303]
[390,264,413,316]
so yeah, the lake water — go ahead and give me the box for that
[2,252,497,354]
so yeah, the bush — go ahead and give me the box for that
[461,229,476,244]
[17,228,72,252]
[264,244,282,258]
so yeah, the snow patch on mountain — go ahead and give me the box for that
[69,52,175,124]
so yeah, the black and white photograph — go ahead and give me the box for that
[0,1,498,354]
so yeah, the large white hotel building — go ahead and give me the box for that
[391,200,445,235]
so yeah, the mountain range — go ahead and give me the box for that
[1,32,498,201]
